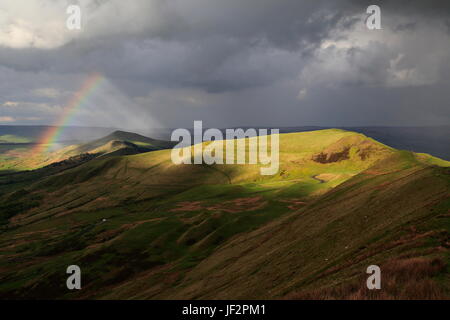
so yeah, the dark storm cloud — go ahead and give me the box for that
[0,0,449,128]
[0,36,303,93]
[0,0,356,92]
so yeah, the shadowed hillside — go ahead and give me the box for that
[70,130,176,154]
[0,130,175,172]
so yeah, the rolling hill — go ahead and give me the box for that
[53,130,176,159]
[0,130,175,172]
[0,129,449,299]
[70,130,176,153]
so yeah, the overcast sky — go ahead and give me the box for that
[0,0,449,131]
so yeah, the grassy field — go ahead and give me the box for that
[0,129,449,299]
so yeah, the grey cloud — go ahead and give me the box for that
[0,0,449,128]
[348,0,450,17]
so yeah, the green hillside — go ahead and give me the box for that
[0,129,449,299]
[164,152,450,299]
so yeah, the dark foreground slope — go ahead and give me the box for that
[0,130,449,299]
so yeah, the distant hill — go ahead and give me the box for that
[48,130,177,162]
[0,129,176,172]
[0,125,115,143]
[1,129,449,299]
[73,130,176,153]
[49,130,176,164]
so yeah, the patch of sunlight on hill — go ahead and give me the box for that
[415,153,450,167]
[107,129,396,200]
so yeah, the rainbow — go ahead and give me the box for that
[30,72,104,156]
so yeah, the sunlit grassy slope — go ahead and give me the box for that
[0,129,449,299]
[163,151,450,299]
